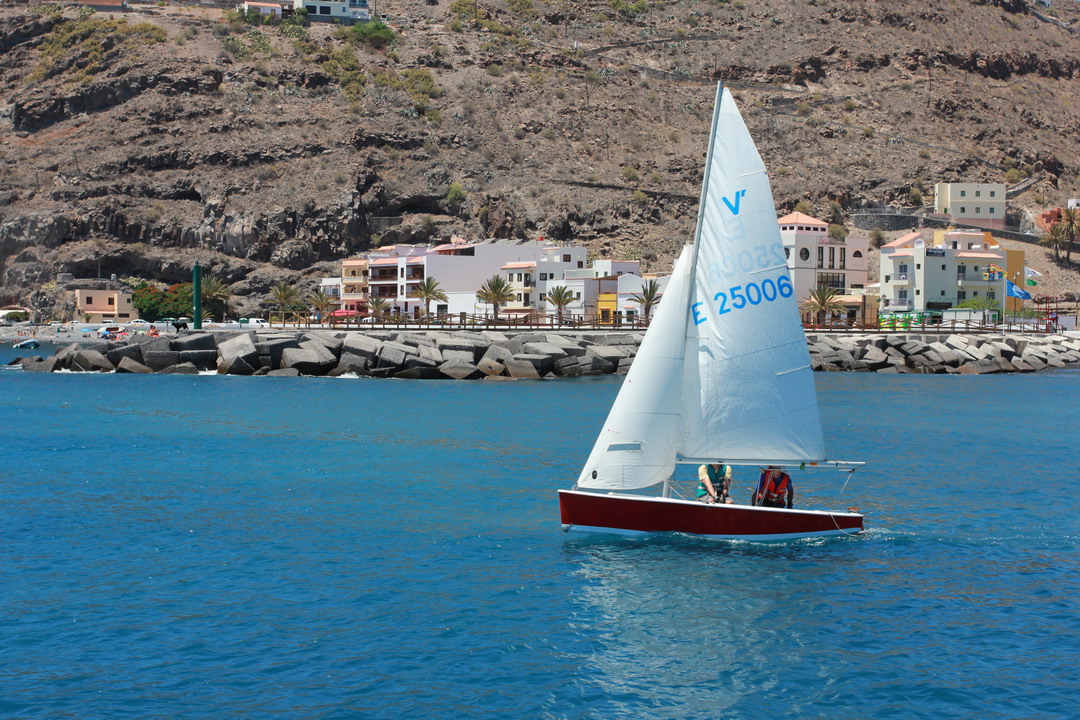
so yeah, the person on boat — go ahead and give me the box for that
[753,466,794,509]
[697,462,733,504]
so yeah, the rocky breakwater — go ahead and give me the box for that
[808,332,1080,374]
[11,329,643,379]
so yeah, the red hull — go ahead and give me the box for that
[559,490,863,540]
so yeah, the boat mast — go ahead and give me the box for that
[686,82,725,289]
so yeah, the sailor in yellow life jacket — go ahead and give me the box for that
[697,463,734,504]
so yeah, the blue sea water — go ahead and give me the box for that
[1,353,1078,719]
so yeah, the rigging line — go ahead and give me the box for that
[747,263,788,275]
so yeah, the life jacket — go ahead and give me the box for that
[760,472,790,504]
[697,464,728,498]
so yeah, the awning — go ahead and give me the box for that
[328,310,360,317]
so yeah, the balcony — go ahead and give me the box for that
[956,276,994,287]
[405,269,425,281]
[369,270,398,282]
[892,274,911,285]
[885,298,913,309]
[369,287,397,299]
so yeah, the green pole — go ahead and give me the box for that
[193,261,202,330]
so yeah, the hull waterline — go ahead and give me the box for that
[559,489,863,541]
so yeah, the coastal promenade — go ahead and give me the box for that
[8,327,1080,378]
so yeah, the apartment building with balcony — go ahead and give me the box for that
[878,229,1025,315]
[777,212,869,301]
[933,182,1007,230]
[501,245,590,313]
[550,259,645,320]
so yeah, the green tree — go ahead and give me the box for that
[957,297,1001,311]
[545,285,575,325]
[800,286,845,326]
[629,279,663,324]
[132,283,166,321]
[410,277,448,318]
[270,281,299,325]
[794,200,813,215]
[307,288,335,322]
[1058,207,1080,262]
[827,201,844,226]
[446,181,467,207]
[1042,222,1067,261]
[200,275,232,321]
[908,187,924,206]
[476,275,514,318]
[828,224,849,241]
[368,296,389,318]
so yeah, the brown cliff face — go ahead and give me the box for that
[1,0,1078,317]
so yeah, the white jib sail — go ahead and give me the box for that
[575,246,694,491]
[679,86,825,464]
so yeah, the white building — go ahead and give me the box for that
[295,0,370,23]
[777,212,869,301]
[878,229,1025,315]
[501,246,590,314]
[933,182,1007,230]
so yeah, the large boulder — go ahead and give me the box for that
[267,367,301,377]
[218,333,260,369]
[116,356,153,374]
[22,357,59,372]
[513,353,555,376]
[301,332,343,358]
[281,343,335,375]
[586,345,630,363]
[105,343,145,368]
[256,337,301,369]
[504,359,541,379]
[436,337,483,362]
[477,357,506,376]
[170,333,217,352]
[342,334,383,363]
[218,355,256,376]
[161,362,200,375]
[438,361,485,380]
[523,341,571,361]
[179,350,218,370]
[72,349,114,372]
[143,350,181,372]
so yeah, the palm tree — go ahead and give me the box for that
[630,279,663,324]
[1058,207,1080,263]
[200,275,232,321]
[270,281,299,325]
[1042,222,1067,261]
[410,277,449,318]
[801,286,846,327]
[545,285,575,326]
[476,275,514,319]
[307,288,335,323]
[367,296,389,319]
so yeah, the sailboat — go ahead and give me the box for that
[559,84,864,541]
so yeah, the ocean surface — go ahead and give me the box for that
[2,347,1078,719]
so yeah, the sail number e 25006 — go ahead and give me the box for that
[691,276,793,325]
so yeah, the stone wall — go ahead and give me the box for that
[11,329,1080,378]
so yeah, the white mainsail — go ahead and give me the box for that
[679,85,825,464]
[577,85,824,492]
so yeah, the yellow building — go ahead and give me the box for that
[75,288,138,323]
[340,258,369,313]
[597,291,618,324]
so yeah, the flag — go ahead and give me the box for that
[1025,267,1042,278]
[1006,280,1032,300]
[988,264,1005,274]
[1026,279,1037,287]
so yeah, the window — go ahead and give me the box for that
[852,250,862,258]
[916,289,921,295]
[975,207,981,214]
[108,297,115,306]
[562,254,571,262]
[899,264,908,273]
[899,290,908,300]
[817,247,823,269]
[989,207,995,214]
[975,190,981,197]
[816,273,844,290]
[119,312,130,318]
[784,247,791,259]
[958,291,967,301]
[916,263,921,270]
[577,261,584,268]
[319,5,330,13]
[942,264,947,270]
[940,290,946,296]
[540,293,546,302]
[399,268,404,278]
[828,247,835,269]
[575,292,581,300]
[840,248,846,270]
[306,4,316,12]
[988,291,996,300]
[989,191,996,197]
[516,293,522,301]
[86,296,93,304]
[539,273,547,281]
[799,248,809,262]
[960,190,967,197]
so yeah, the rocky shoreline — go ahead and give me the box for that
[8,329,1080,378]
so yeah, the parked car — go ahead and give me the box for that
[241,318,270,327]
[126,319,152,327]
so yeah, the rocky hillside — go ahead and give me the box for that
[1,0,1079,317]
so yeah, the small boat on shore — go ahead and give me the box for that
[13,338,40,350]
[559,83,865,541]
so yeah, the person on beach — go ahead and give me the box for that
[697,462,733,504]
[753,466,794,509]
